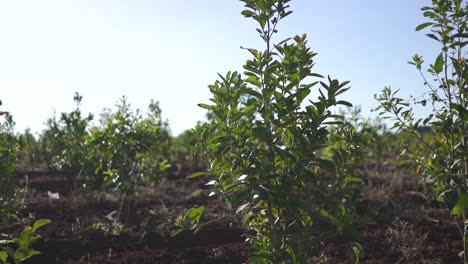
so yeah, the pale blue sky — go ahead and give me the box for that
[0,0,438,135]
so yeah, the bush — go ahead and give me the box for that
[189,1,362,262]
[41,92,94,190]
[376,0,467,261]
[89,97,170,224]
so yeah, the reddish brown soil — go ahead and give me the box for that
[2,169,463,264]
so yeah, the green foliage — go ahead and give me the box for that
[190,0,360,262]
[89,97,170,224]
[0,103,21,225]
[173,205,206,237]
[41,92,94,190]
[168,129,205,175]
[375,0,467,262]
[327,107,403,174]
[0,219,50,264]
[325,107,373,209]
[15,129,45,171]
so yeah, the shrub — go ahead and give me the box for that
[189,0,361,262]
[89,97,170,224]
[376,0,467,262]
[41,92,94,190]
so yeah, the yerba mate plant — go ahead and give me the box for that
[376,0,467,262]
[89,97,170,225]
[189,0,361,262]
[42,92,94,191]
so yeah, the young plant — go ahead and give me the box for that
[191,0,361,262]
[327,106,401,174]
[325,108,373,210]
[89,97,170,224]
[375,0,467,262]
[0,101,21,225]
[41,92,94,190]
[0,219,51,264]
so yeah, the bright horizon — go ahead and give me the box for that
[0,0,439,136]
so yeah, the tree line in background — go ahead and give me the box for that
[0,0,466,263]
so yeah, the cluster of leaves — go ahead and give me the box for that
[327,107,405,174]
[375,0,467,261]
[189,0,362,262]
[0,101,22,225]
[324,107,376,209]
[89,97,171,224]
[0,219,50,264]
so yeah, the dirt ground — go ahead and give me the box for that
[1,167,463,264]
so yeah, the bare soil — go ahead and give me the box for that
[2,168,463,264]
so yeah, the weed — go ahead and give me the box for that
[386,218,428,262]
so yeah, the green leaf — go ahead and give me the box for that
[187,172,207,179]
[245,76,262,88]
[241,87,262,98]
[32,219,51,232]
[242,212,255,226]
[344,177,363,184]
[433,53,444,74]
[241,10,255,17]
[0,251,7,264]
[415,22,433,31]
[185,206,205,225]
[171,228,185,237]
[339,203,346,216]
[242,104,256,115]
[252,127,271,142]
[451,193,468,217]
[197,103,215,110]
[422,11,436,18]
[346,241,362,264]
[14,247,28,263]
[336,100,353,107]
[426,33,439,42]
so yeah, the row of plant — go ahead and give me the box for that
[4,94,189,225]
[0,93,202,261]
